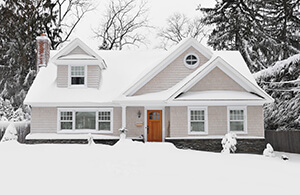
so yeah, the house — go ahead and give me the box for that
[24,35,273,152]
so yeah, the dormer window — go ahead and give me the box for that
[70,65,85,86]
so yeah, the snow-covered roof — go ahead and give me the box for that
[24,50,165,106]
[24,38,272,106]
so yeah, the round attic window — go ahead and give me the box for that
[184,53,200,69]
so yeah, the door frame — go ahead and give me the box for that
[144,107,165,142]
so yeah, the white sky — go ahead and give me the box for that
[70,0,217,50]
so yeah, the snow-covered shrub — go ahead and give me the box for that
[119,128,128,140]
[221,132,237,153]
[0,97,14,120]
[87,133,95,145]
[263,143,275,157]
[1,123,18,142]
[0,98,28,122]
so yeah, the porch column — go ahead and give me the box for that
[122,106,127,129]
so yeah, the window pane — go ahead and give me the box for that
[191,122,205,132]
[75,112,96,129]
[99,122,110,131]
[230,121,244,131]
[71,66,84,76]
[191,110,204,121]
[186,55,198,65]
[61,122,72,130]
[61,112,72,120]
[71,77,84,85]
[99,112,111,121]
[230,110,244,120]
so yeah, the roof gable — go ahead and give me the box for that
[168,57,274,103]
[124,38,213,96]
[52,38,106,69]
[187,66,246,92]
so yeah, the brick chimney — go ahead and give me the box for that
[36,34,50,71]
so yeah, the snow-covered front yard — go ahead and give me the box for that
[0,138,299,195]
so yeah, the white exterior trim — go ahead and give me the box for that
[227,106,247,134]
[52,38,106,69]
[188,107,208,135]
[144,106,165,142]
[121,106,126,129]
[57,108,113,134]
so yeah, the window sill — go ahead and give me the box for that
[229,130,247,134]
[68,85,87,89]
[58,130,113,134]
[188,131,208,135]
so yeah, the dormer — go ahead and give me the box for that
[52,38,106,88]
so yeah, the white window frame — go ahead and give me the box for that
[227,106,247,134]
[68,65,87,87]
[184,53,200,69]
[188,107,208,135]
[57,108,113,134]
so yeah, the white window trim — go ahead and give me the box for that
[184,53,200,69]
[227,106,247,134]
[68,65,87,88]
[57,108,113,134]
[188,107,208,135]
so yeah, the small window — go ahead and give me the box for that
[60,112,73,130]
[228,107,247,133]
[188,107,207,134]
[98,111,111,131]
[71,66,85,85]
[184,53,200,69]
[149,112,160,120]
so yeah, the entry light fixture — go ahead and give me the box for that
[137,110,141,118]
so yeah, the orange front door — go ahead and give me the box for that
[147,110,162,142]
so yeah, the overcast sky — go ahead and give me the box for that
[70,0,216,50]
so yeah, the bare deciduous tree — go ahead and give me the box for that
[45,0,95,49]
[157,13,207,50]
[94,0,149,50]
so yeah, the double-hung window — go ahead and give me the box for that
[70,66,85,85]
[59,109,113,133]
[188,107,208,134]
[60,111,73,130]
[228,107,247,133]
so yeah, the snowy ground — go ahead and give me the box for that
[0,139,299,195]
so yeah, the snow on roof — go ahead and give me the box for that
[24,50,166,106]
[175,91,263,101]
[24,38,269,106]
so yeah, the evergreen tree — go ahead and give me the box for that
[255,54,300,130]
[0,0,57,108]
[199,0,300,72]
[260,0,300,62]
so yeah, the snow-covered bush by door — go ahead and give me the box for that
[1,123,18,142]
[221,132,237,153]
[263,143,275,157]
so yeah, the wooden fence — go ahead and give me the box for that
[265,130,300,154]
